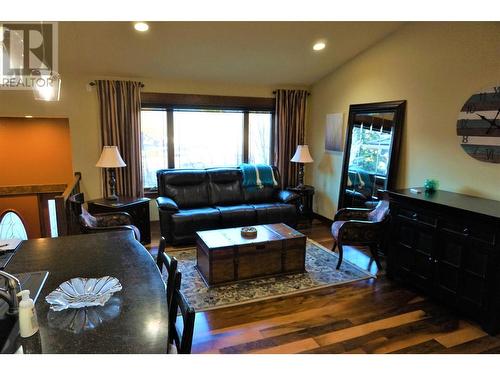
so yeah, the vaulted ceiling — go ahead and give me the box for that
[59,22,404,86]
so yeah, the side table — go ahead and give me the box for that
[87,197,151,244]
[287,185,315,226]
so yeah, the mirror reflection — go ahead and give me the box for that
[346,112,394,207]
[338,101,405,209]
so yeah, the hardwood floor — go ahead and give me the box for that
[147,220,500,354]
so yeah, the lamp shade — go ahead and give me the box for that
[96,146,126,168]
[290,145,314,163]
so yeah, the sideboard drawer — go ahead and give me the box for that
[441,218,496,246]
[396,205,438,227]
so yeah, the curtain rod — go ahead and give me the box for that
[272,90,310,96]
[89,81,145,88]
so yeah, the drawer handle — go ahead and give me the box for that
[412,213,418,220]
[463,228,470,235]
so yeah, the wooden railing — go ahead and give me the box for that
[55,172,82,236]
[0,183,67,196]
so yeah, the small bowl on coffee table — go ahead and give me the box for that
[240,226,257,239]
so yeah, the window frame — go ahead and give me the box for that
[0,209,28,240]
[140,92,275,196]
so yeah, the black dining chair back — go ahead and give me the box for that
[156,237,178,308]
[68,192,85,234]
[168,272,196,354]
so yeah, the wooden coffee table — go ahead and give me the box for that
[195,223,306,287]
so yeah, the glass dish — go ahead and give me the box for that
[45,276,122,311]
[47,296,122,333]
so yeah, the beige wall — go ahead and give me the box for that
[0,75,298,220]
[306,22,500,219]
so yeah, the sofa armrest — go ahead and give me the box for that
[277,190,300,204]
[156,197,179,212]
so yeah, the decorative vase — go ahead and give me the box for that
[424,179,438,193]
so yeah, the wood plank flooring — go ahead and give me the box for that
[147,220,500,354]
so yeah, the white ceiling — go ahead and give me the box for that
[59,22,404,86]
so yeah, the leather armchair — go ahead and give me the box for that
[79,209,141,242]
[331,200,390,270]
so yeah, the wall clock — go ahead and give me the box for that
[457,85,500,163]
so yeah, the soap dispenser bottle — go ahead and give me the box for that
[17,290,39,338]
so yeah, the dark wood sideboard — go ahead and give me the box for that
[386,189,500,334]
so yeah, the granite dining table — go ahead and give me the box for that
[4,230,168,354]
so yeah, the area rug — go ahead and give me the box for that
[165,239,374,312]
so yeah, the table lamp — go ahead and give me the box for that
[290,145,314,189]
[96,146,126,201]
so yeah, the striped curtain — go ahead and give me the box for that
[274,89,309,188]
[96,80,143,198]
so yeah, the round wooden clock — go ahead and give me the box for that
[456,85,500,163]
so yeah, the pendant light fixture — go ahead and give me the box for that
[31,22,61,101]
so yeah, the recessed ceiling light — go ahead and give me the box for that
[25,115,33,118]
[134,22,149,32]
[313,41,326,51]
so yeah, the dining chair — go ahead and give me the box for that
[156,236,178,308]
[69,193,141,241]
[79,207,141,241]
[331,200,390,270]
[167,271,196,354]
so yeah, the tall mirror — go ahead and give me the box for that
[338,100,406,209]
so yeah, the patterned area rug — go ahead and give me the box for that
[165,239,374,312]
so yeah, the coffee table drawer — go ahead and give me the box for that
[238,240,282,255]
[210,248,235,284]
[238,243,282,279]
[285,237,306,249]
[284,247,306,272]
[211,257,235,284]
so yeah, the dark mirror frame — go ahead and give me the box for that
[337,100,406,209]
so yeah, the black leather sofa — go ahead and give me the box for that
[156,167,299,245]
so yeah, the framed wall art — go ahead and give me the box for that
[325,113,343,152]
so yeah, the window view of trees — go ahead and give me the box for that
[140,109,273,189]
[174,110,244,169]
[141,110,169,189]
[249,112,272,165]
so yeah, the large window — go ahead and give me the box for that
[140,93,274,190]
[173,110,244,169]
